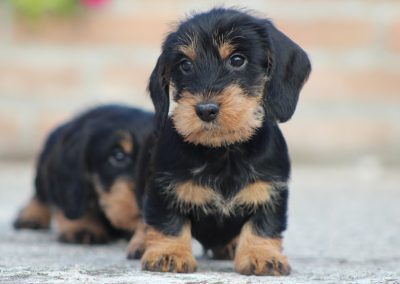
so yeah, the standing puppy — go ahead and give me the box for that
[14,105,153,258]
[140,8,311,275]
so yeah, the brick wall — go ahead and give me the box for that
[0,0,399,164]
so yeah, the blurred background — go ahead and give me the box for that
[0,0,399,166]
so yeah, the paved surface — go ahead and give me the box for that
[0,161,399,283]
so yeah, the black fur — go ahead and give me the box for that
[141,7,311,268]
[148,8,311,131]
[15,104,154,240]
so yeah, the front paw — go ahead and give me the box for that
[55,212,110,245]
[126,221,146,260]
[58,229,109,244]
[235,252,290,276]
[141,250,197,273]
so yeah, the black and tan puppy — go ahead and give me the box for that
[139,8,311,275]
[14,105,153,257]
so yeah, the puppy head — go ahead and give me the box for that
[47,108,143,219]
[149,8,311,147]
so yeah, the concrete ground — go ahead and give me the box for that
[0,161,399,284]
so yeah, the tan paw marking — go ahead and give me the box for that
[234,223,290,276]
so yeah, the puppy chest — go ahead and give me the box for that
[169,179,276,216]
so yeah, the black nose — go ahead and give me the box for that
[195,103,219,122]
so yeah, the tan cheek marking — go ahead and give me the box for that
[234,222,290,276]
[141,223,197,273]
[172,85,264,147]
[171,91,203,138]
[175,180,216,205]
[216,85,263,134]
[218,41,235,60]
[96,179,141,231]
[233,181,274,207]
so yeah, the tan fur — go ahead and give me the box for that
[120,139,133,154]
[234,223,290,276]
[16,198,51,229]
[177,43,196,61]
[117,131,133,153]
[141,224,197,273]
[172,84,264,147]
[175,181,215,206]
[55,212,109,243]
[218,41,235,59]
[127,220,146,258]
[96,178,141,231]
[233,181,275,207]
[167,180,277,216]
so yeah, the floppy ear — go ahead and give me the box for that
[148,55,170,132]
[48,123,93,219]
[263,21,311,122]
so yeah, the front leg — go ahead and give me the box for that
[140,176,197,273]
[141,222,197,273]
[127,219,146,259]
[234,187,290,276]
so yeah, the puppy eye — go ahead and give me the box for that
[109,147,131,167]
[229,54,246,68]
[179,59,193,74]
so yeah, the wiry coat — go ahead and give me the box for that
[139,8,311,275]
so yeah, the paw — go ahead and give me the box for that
[235,253,290,276]
[58,229,109,245]
[211,238,237,260]
[141,251,197,273]
[127,249,143,260]
[13,200,51,230]
[127,237,144,260]
[13,217,49,230]
[126,221,146,260]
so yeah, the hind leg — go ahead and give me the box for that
[211,236,238,260]
[14,197,51,230]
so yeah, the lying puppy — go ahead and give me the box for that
[139,8,311,275]
[14,105,153,258]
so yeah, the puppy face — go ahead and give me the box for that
[171,22,268,147]
[88,129,137,190]
[87,128,142,231]
[149,9,311,147]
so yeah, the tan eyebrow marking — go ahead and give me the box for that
[218,41,235,60]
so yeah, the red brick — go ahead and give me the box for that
[14,11,176,45]
[97,64,153,106]
[101,64,152,91]
[275,19,375,50]
[0,112,19,150]
[0,64,82,97]
[282,118,400,158]
[389,20,400,52]
[303,66,400,101]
